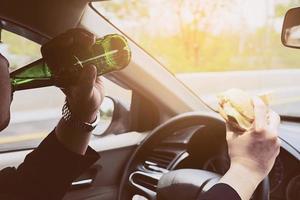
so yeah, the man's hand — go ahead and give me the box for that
[227,97,281,181]
[63,64,104,123]
[42,28,105,122]
[55,65,104,155]
[52,29,105,155]
[220,97,281,200]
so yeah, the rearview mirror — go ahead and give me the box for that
[282,7,300,48]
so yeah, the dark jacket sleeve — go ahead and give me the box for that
[0,131,100,200]
[197,183,241,200]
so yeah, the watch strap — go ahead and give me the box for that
[62,101,99,132]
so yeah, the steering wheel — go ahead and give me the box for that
[118,112,269,200]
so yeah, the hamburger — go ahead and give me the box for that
[217,88,269,132]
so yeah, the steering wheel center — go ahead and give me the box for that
[157,169,221,200]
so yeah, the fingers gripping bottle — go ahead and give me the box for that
[10,33,131,91]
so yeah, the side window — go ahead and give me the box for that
[0,30,132,152]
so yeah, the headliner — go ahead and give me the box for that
[0,0,91,40]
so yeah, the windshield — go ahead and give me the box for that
[92,0,300,117]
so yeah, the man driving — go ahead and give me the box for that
[0,29,280,200]
[0,30,104,200]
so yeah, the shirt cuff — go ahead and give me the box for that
[198,183,241,200]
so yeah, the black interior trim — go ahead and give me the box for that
[130,92,160,132]
[0,18,49,44]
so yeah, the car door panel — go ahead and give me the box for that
[0,131,147,200]
[63,145,137,200]
[65,185,118,200]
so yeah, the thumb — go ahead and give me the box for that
[77,64,97,94]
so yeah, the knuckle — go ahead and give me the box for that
[276,139,282,147]
[263,129,278,142]
[266,126,278,136]
[271,137,278,144]
[270,130,279,138]
[268,133,278,142]
[255,126,266,134]
[269,137,281,150]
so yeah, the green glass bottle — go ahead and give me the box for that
[10,34,131,91]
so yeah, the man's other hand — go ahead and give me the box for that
[220,96,281,200]
[226,96,281,181]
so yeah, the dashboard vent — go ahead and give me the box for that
[132,173,159,192]
[144,150,176,170]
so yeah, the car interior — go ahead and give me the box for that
[0,1,299,200]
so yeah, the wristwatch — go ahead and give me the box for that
[62,101,100,132]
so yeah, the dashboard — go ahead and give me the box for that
[129,123,300,200]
